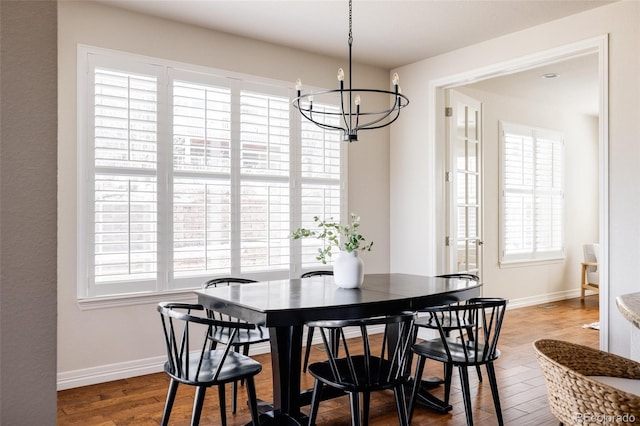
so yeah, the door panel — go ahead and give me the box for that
[446,90,483,277]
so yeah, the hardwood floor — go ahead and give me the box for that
[58,296,599,425]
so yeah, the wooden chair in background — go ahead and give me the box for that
[581,243,600,300]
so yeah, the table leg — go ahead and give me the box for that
[405,327,452,414]
[408,379,453,413]
[255,325,305,425]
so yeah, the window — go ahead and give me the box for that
[78,47,344,298]
[499,122,564,264]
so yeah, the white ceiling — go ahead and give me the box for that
[464,53,600,116]
[94,0,613,69]
[91,0,608,115]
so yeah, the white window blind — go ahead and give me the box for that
[88,59,162,297]
[79,47,344,299]
[172,80,232,281]
[500,122,564,264]
[239,90,291,272]
[300,110,342,268]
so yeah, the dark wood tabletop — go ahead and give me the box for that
[195,273,480,326]
[195,273,482,425]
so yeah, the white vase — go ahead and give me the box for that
[333,250,364,289]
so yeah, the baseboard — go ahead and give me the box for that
[506,288,586,309]
[57,356,167,390]
[57,290,587,390]
[57,326,377,391]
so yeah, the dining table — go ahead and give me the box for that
[195,272,482,425]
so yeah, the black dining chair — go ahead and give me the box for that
[414,274,483,384]
[408,298,508,426]
[157,302,262,426]
[202,278,269,417]
[306,312,416,426]
[300,270,334,373]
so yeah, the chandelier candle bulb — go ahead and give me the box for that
[392,73,399,86]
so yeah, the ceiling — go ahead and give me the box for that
[464,53,600,116]
[94,0,613,69]
[91,0,607,116]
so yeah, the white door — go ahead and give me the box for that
[445,90,483,277]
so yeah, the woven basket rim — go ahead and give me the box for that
[533,338,640,421]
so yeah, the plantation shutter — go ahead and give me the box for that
[500,122,564,264]
[89,60,161,296]
[172,79,232,280]
[299,105,342,268]
[239,89,291,272]
[534,135,564,254]
[171,76,293,280]
[80,47,346,299]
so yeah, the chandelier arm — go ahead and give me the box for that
[293,91,409,116]
[339,86,352,134]
[294,90,409,134]
[358,107,402,131]
[354,97,401,130]
[299,109,346,133]
[357,93,408,130]
[346,90,409,114]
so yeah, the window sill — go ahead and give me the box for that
[499,257,565,269]
[77,289,199,310]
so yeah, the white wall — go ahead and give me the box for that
[57,2,391,388]
[390,0,640,356]
[456,85,599,304]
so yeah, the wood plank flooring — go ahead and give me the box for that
[58,296,599,425]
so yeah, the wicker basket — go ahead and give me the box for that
[534,339,640,425]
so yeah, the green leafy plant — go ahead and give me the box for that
[291,213,374,264]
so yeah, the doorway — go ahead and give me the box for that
[431,36,608,349]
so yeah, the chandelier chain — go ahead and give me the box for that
[348,0,353,46]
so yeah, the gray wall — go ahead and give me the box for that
[0,1,58,423]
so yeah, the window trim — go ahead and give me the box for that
[77,45,347,303]
[499,121,565,266]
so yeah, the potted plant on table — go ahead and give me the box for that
[291,213,373,288]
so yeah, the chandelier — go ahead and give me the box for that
[292,0,409,142]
